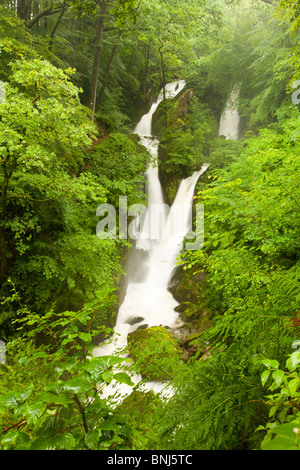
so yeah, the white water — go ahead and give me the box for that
[218,86,240,140]
[93,80,209,398]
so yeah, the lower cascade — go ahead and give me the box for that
[93,81,210,397]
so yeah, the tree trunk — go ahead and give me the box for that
[97,30,122,107]
[0,156,15,283]
[159,45,166,102]
[158,45,167,126]
[17,0,32,21]
[49,0,67,50]
[142,44,150,95]
[88,1,108,115]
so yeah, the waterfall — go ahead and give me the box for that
[218,86,240,140]
[93,80,209,397]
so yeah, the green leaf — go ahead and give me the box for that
[0,384,34,407]
[31,433,76,450]
[0,429,19,449]
[79,332,92,342]
[261,369,270,386]
[261,359,279,369]
[63,377,92,394]
[288,378,299,396]
[98,420,120,432]
[113,372,134,387]
[102,369,114,384]
[272,369,285,387]
[31,436,57,451]
[45,380,64,394]
[262,435,296,450]
[37,391,73,406]
[272,422,300,442]
[85,429,101,450]
[269,404,280,418]
[25,402,47,424]
[287,351,300,372]
[56,433,76,450]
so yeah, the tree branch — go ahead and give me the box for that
[26,5,67,29]
[73,394,88,435]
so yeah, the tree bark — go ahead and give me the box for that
[88,1,108,115]
[49,0,67,50]
[142,44,150,95]
[26,4,65,29]
[17,0,32,22]
[159,45,166,102]
[97,30,122,106]
[0,154,16,282]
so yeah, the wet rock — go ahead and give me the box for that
[136,324,149,330]
[126,316,144,326]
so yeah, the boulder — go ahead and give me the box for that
[127,326,182,381]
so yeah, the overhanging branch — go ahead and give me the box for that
[26,4,69,29]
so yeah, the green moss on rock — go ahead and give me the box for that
[127,326,182,381]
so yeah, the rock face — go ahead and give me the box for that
[152,88,194,139]
[151,89,195,206]
[167,263,214,361]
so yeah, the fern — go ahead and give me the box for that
[156,357,267,450]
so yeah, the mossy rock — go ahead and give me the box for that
[117,390,161,427]
[196,308,212,332]
[127,326,182,381]
[152,88,193,138]
[178,303,212,329]
[151,89,195,206]
[169,268,206,305]
[152,102,167,139]
[172,89,194,124]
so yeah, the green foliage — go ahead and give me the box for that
[157,105,300,450]
[0,58,120,334]
[127,326,183,381]
[0,6,56,82]
[157,93,217,189]
[156,354,267,450]
[207,137,242,170]
[199,0,295,129]
[116,390,163,449]
[0,296,149,450]
[257,352,300,449]
[0,55,150,336]
[90,132,150,207]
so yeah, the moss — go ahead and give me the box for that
[152,89,194,138]
[118,390,161,425]
[127,326,182,381]
[169,267,206,305]
[151,89,196,205]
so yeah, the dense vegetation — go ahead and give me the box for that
[0,0,300,451]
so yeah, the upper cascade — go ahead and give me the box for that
[218,85,240,140]
[134,80,186,137]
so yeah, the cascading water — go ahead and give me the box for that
[93,80,209,397]
[218,85,240,140]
